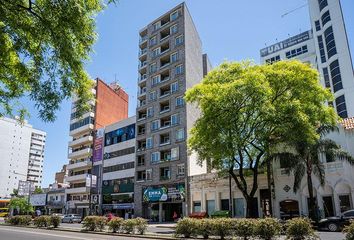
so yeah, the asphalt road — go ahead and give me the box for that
[0,226,152,240]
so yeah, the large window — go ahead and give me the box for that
[339,195,352,213]
[206,200,215,215]
[104,124,135,146]
[321,10,331,26]
[318,0,328,11]
[193,201,201,213]
[335,95,348,118]
[175,35,184,46]
[103,162,135,173]
[146,137,153,149]
[285,45,308,59]
[70,117,94,131]
[104,147,135,160]
[324,26,337,59]
[317,36,326,63]
[329,60,343,93]
[151,152,160,163]
[315,20,321,31]
[176,96,184,107]
[265,55,280,64]
[221,199,230,211]
[176,128,185,141]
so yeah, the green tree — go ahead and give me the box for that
[9,197,33,215]
[277,126,354,221]
[33,186,43,194]
[185,61,337,217]
[10,188,19,197]
[0,0,115,121]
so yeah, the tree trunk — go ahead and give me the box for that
[266,158,273,217]
[245,196,254,218]
[307,168,316,221]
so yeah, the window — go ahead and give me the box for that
[175,64,184,75]
[176,128,185,141]
[103,161,135,173]
[321,10,331,26]
[318,0,328,11]
[221,199,229,211]
[339,195,352,213]
[324,26,337,59]
[104,147,135,160]
[176,96,184,107]
[323,67,331,89]
[151,152,160,163]
[335,95,348,118]
[170,10,180,21]
[265,55,280,64]
[146,137,153,149]
[177,164,185,176]
[171,82,179,93]
[152,22,160,31]
[315,20,321,31]
[149,91,157,101]
[285,45,308,59]
[160,167,170,180]
[344,210,354,217]
[171,114,179,125]
[170,24,178,34]
[171,52,179,63]
[151,75,160,86]
[317,36,326,63]
[70,116,94,131]
[207,200,215,215]
[150,36,157,46]
[193,201,201,212]
[147,107,154,118]
[150,63,157,74]
[175,35,183,46]
[137,171,146,181]
[330,60,343,93]
[104,124,136,146]
[151,120,160,131]
[152,47,160,58]
[146,169,152,181]
[137,155,145,166]
[171,147,179,161]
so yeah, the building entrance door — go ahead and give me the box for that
[323,196,335,217]
[162,202,182,222]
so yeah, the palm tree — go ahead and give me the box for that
[277,127,354,221]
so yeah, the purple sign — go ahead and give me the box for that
[93,128,104,162]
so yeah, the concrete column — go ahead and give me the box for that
[201,187,205,212]
[317,194,323,217]
[215,191,220,211]
[351,190,354,209]
[333,191,341,216]
[158,202,163,222]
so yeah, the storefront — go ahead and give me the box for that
[143,183,185,222]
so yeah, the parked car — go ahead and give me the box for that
[51,213,64,220]
[317,209,354,232]
[61,214,82,223]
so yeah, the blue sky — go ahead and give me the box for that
[21,0,354,187]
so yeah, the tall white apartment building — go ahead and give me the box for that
[260,0,354,119]
[0,117,46,198]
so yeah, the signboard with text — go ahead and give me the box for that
[143,183,185,202]
[93,128,104,162]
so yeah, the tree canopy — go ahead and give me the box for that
[185,60,337,217]
[9,197,33,214]
[0,0,115,121]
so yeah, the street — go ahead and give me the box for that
[0,226,152,240]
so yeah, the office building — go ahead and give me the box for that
[134,3,210,222]
[260,0,354,119]
[0,117,46,198]
[65,78,128,217]
[100,116,136,217]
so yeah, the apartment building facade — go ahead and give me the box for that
[99,116,136,217]
[65,79,128,217]
[0,117,46,198]
[134,3,209,222]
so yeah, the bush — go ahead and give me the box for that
[108,217,124,233]
[210,218,233,239]
[82,216,107,231]
[286,218,317,240]
[255,218,281,240]
[49,215,61,228]
[175,217,198,238]
[33,216,50,228]
[122,219,136,234]
[6,215,32,226]
[233,218,256,240]
[195,218,213,239]
[134,217,148,235]
[344,221,354,240]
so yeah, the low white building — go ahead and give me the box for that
[189,119,354,219]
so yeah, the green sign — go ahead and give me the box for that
[143,187,168,202]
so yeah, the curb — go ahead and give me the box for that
[0,224,178,240]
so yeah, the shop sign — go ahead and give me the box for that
[143,187,168,202]
[143,184,185,202]
[29,193,47,206]
[93,128,104,162]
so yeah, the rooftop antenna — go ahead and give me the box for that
[281,3,307,18]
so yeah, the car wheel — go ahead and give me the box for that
[327,222,339,232]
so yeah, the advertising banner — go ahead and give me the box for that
[143,183,185,202]
[93,128,104,162]
[30,194,47,206]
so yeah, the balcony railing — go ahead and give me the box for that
[139,36,148,43]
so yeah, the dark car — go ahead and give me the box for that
[317,209,354,232]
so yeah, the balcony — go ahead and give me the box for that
[139,61,147,69]
[65,187,90,194]
[137,140,146,152]
[137,110,147,122]
[69,123,94,136]
[66,173,91,183]
[160,86,171,99]
[139,48,147,56]
[137,125,146,136]
[66,159,92,170]
[139,35,148,44]
[68,135,93,148]
[160,101,170,114]
[138,74,147,83]
[137,99,146,108]
[68,148,92,159]
[138,87,147,97]
[160,116,171,129]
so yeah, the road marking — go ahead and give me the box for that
[0,227,99,240]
